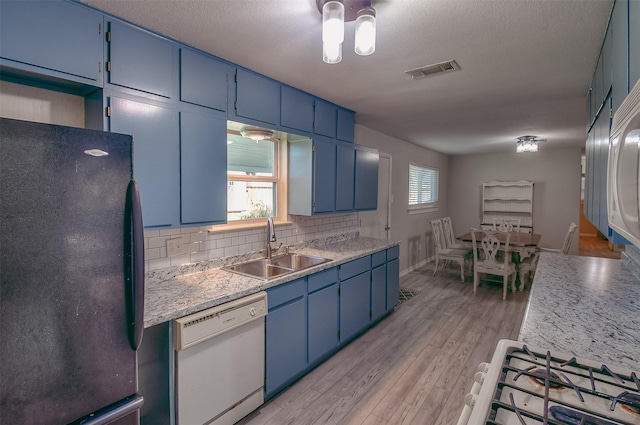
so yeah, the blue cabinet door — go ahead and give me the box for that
[180,49,228,111]
[386,258,400,311]
[180,110,227,225]
[371,264,387,322]
[630,0,640,89]
[308,282,339,364]
[313,136,336,213]
[354,146,379,210]
[0,0,103,86]
[336,143,355,211]
[314,99,337,137]
[602,26,612,96]
[109,95,179,228]
[108,21,175,98]
[339,271,371,342]
[336,107,356,143]
[611,0,629,113]
[281,86,314,133]
[234,69,280,125]
[265,279,307,399]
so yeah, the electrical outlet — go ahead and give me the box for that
[167,238,187,256]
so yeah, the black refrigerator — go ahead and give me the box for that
[0,118,145,425]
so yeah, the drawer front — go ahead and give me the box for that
[339,256,370,281]
[387,245,399,261]
[267,278,306,310]
[308,267,338,293]
[371,250,386,268]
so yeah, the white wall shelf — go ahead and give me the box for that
[482,180,534,232]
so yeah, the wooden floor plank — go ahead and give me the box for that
[238,262,530,425]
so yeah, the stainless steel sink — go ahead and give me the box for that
[222,253,331,280]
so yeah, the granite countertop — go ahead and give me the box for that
[144,236,399,328]
[518,252,640,370]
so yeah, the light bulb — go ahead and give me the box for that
[355,7,376,55]
[322,1,344,46]
[323,42,342,64]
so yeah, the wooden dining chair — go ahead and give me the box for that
[441,216,465,249]
[471,229,517,300]
[492,217,521,233]
[430,219,470,282]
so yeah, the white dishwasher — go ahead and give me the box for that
[174,292,267,425]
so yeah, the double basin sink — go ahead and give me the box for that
[222,252,332,280]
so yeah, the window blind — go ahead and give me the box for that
[409,164,437,205]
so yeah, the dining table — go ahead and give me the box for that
[457,230,542,287]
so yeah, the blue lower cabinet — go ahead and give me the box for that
[308,282,339,364]
[386,258,400,311]
[265,278,307,399]
[371,264,387,322]
[339,271,371,343]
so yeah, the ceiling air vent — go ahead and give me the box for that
[405,60,460,80]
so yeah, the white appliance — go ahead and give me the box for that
[174,292,267,425]
[457,339,640,425]
[608,78,640,248]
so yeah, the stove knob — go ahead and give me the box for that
[250,307,256,316]
[464,393,476,408]
[477,362,489,373]
[474,371,485,384]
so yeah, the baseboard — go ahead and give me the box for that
[400,256,434,277]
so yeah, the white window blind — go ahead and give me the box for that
[408,164,438,212]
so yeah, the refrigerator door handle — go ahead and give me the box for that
[125,180,145,350]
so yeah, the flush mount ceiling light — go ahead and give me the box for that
[240,128,274,142]
[516,135,545,153]
[317,0,376,64]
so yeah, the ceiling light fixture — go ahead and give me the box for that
[240,128,274,142]
[317,0,376,64]
[516,135,542,153]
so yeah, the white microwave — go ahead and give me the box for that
[608,78,640,248]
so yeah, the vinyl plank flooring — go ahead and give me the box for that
[238,262,530,425]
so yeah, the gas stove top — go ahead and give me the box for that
[458,340,640,425]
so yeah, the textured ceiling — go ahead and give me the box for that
[81,0,613,155]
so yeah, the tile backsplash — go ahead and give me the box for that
[144,213,359,272]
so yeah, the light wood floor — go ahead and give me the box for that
[578,235,622,259]
[238,264,530,425]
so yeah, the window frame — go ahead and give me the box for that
[407,163,439,214]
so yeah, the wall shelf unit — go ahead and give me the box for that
[482,180,534,233]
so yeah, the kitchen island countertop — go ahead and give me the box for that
[518,252,640,370]
[144,236,399,328]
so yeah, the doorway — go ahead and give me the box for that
[359,152,391,240]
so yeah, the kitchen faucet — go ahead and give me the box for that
[266,217,277,259]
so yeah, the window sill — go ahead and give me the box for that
[207,219,293,234]
[407,204,439,215]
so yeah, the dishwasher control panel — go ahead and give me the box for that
[174,291,267,350]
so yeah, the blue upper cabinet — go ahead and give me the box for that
[602,25,612,97]
[335,143,355,211]
[314,99,337,137]
[0,0,104,87]
[107,21,176,98]
[180,110,227,225]
[354,145,379,210]
[180,49,228,112]
[234,69,280,125]
[313,136,337,213]
[336,107,356,142]
[108,94,180,228]
[280,86,314,133]
[611,0,629,113]
[630,0,640,89]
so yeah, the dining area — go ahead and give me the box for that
[430,216,577,300]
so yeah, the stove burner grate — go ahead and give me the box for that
[550,406,618,425]
[528,368,567,390]
[614,392,640,416]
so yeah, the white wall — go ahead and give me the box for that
[355,125,450,273]
[449,148,582,252]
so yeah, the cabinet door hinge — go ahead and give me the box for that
[338,288,341,296]
[235,73,238,83]
[98,23,102,35]
[105,106,111,117]
[311,200,315,208]
[234,101,238,110]
[106,31,111,43]
[312,145,316,152]
[98,62,102,73]
[105,61,111,72]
